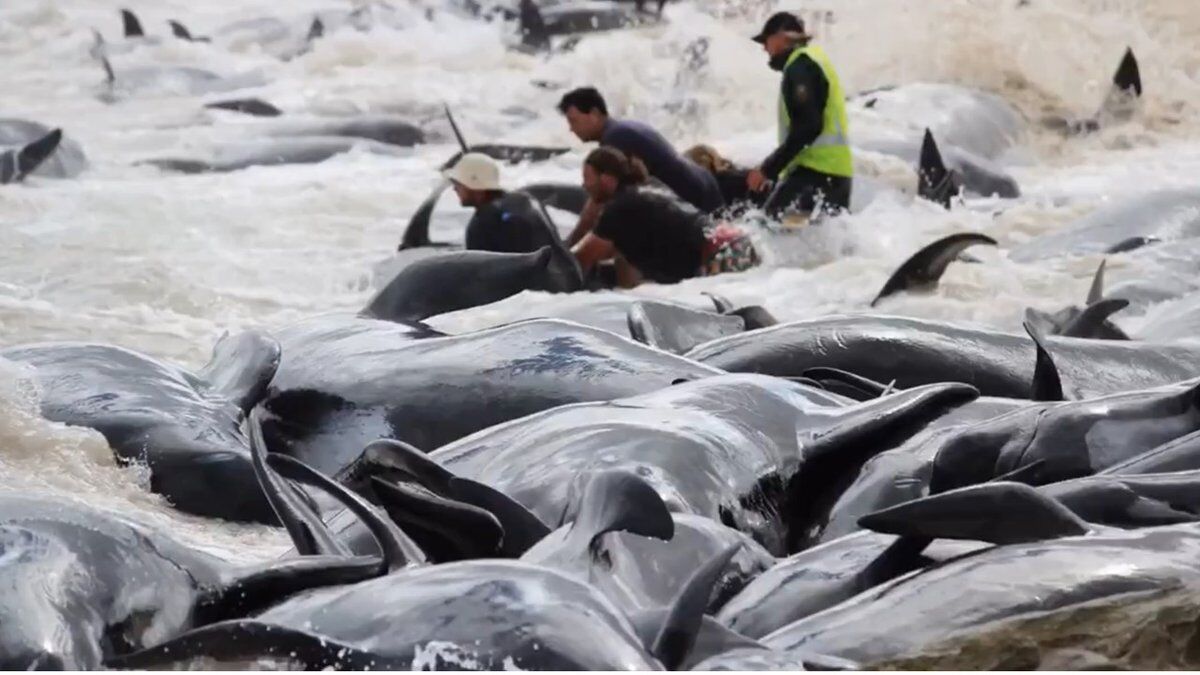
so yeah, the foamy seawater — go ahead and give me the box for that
[1,0,1198,554]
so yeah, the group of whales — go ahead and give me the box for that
[13,255,1200,668]
[3,0,1141,191]
[13,2,1200,670]
[113,0,668,59]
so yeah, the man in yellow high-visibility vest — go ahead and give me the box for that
[746,12,853,219]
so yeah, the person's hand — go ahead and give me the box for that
[746,168,770,192]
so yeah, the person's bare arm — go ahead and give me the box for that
[572,232,617,275]
[566,198,604,247]
[613,255,644,289]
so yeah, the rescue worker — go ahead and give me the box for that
[746,12,853,218]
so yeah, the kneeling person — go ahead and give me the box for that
[572,147,759,287]
[444,152,564,254]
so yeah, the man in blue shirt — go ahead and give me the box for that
[557,86,724,244]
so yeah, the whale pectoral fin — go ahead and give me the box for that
[0,128,62,184]
[345,438,456,491]
[104,621,378,670]
[370,477,504,562]
[627,301,745,354]
[1023,317,1065,401]
[916,128,961,209]
[198,555,383,625]
[346,438,546,557]
[565,470,675,553]
[448,476,550,556]
[650,544,741,670]
[870,232,997,307]
[248,409,348,557]
[198,330,281,414]
[398,180,450,249]
[121,8,145,37]
[1060,298,1130,339]
[269,453,422,572]
[858,481,1090,545]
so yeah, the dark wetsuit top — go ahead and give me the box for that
[464,190,562,253]
[600,118,724,214]
[712,168,769,215]
[594,188,708,284]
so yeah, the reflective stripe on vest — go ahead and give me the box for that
[776,44,853,179]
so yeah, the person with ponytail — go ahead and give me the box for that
[572,147,759,288]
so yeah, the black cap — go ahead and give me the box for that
[752,11,805,44]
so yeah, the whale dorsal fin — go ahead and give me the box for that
[917,129,961,209]
[1023,317,1064,402]
[564,470,674,552]
[871,232,997,306]
[1097,47,1142,124]
[121,8,145,37]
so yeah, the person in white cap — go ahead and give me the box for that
[442,152,563,254]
